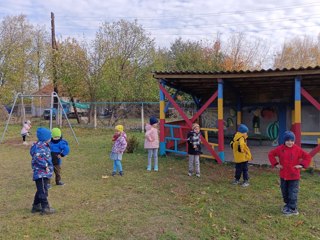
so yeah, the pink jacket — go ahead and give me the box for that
[144,124,159,149]
[21,123,31,135]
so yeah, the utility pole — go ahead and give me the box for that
[51,12,59,110]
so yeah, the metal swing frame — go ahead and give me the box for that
[1,92,79,144]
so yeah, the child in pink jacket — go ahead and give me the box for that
[144,117,159,171]
[21,120,32,145]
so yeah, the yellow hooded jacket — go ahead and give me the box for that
[232,132,252,163]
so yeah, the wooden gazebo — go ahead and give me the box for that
[153,67,320,163]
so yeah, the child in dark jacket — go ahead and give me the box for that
[268,131,311,216]
[187,123,202,177]
[30,127,55,214]
[49,128,70,186]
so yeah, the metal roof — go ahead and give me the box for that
[153,66,320,105]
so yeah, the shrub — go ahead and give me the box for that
[126,135,139,153]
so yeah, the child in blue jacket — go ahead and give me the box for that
[49,128,70,186]
[30,127,55,214]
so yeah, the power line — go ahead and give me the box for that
[54,2,320,21]
[53,14,320,36]
[143,14,320,30]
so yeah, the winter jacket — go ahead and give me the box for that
[144,124,159,149]
[187,130,202,155]
[268,144,311,180]
[21,123,31,135]
[50,137,70,165]
[111,132,127,154]
[30,141,53,181]
[232,132,252,163]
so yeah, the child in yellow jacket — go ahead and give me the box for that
[231,124,252,187]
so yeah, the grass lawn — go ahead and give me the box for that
[1,125,320,240]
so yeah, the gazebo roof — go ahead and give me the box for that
[153,66,320,105]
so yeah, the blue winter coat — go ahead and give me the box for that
[49,138,70,165]
[30,141,53,181]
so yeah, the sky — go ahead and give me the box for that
[0,0,320,51]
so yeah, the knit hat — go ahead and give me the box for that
[115,125,124,132]
[26,120,31,125]
[149,116,158,125]
[36,127,51,142]
[192,123,200,130]
[51,128,61,138]
[238,124,249,133]
[283,131,295,142]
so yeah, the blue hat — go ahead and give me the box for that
[149,116,158,125]
[36,127,51,142]
[238,124,249,133]
[283,131,295,142]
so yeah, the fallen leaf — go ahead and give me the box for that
[294,220,304,227]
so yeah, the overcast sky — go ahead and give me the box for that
[1,0,320,51]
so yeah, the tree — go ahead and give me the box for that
[222,33,270,71]
[29,26,50,90]
[55,38,90,123]
[90,19,156,102]
[0,15,34,104]
[273,35,320,69]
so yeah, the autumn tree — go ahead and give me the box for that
[55,38,89,123]
[29,26,50,90]
[221,32,270,71]
[273,35,320,69]
[0,15,34,103]
[89,19,156,102]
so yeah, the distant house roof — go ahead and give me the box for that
[153,66,320,105]
[32,84,68,97]
[32,84,54,96]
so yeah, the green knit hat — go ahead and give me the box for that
[51,127,61,138]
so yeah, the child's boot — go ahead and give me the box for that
[154,165,158,172]
[147,165,151,171]
[241,181,250,187]
[112,171,116,176]
[41,207,55,215]
[31,203,42,213]
[119,171,124,176]
[232,179,240,185]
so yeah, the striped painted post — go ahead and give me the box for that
[294,76,302,146]
[159,82,166,155]
[217,79,224,161]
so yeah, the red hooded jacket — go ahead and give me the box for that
[268,144,311,180]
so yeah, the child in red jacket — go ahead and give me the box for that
[268,131,311,216]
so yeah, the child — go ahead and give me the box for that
[144,116,159,171]
[21,120,32,145]
[268,131,311,216]
[110,125,127,176]
[49,128,70,186]
[30,127,55,214]
[231,124,252,187]
[187,123,202,177]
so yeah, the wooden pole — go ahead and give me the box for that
[51,12,59,112]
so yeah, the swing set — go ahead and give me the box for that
[1,92,79,144]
